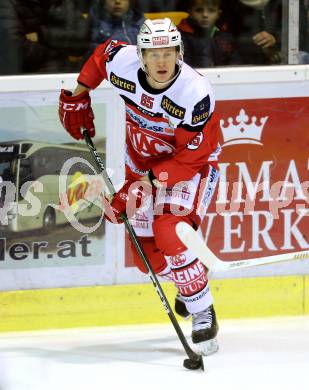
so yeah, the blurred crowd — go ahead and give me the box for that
[0,0,308,75]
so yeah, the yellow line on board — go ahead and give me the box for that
[0,276,308,332]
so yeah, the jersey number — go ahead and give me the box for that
[140,94,154,109]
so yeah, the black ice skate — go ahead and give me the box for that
[191,305,219,356]
[174,292,190,319]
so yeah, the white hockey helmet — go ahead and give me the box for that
[137,18,184,73]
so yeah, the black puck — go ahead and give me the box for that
[183,356,204,371]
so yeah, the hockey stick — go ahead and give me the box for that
[176,222,309,272]
[82,129,204,371]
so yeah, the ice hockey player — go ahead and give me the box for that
[59,18,221,355]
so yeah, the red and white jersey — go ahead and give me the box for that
[78,40,221,185]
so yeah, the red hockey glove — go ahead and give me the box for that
[104,180,147,224]
[59,89,95,140]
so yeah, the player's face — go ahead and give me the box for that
[105,0,129,17]
[143,47,178,87]
[189,2,221,29]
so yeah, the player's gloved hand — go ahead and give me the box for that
[59,89,95,140]
[104,180,146,224]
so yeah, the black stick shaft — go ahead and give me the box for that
[83,129,201,362]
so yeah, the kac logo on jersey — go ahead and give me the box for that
[127,123,174,157]
[192,95,210,125]
[187,131,204,150]
[104,40,119,54]
[169,254,187,267]
[104,40,125,62]
[161,96,185,119]
[110,72,136,93]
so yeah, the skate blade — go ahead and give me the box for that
[196,337,219,356]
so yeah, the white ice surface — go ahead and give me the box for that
[0,316,308,390]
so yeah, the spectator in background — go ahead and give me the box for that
[0,0,90,75]
[89,0,144,51]
[178,0,241,67]
[220,0,282,65]
[38,0,90,72]
[0,0,48,75]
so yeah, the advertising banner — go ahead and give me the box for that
[124,97,309,278]
[0,88,119,290]
[0,75,308,290]
[209,97,308,267]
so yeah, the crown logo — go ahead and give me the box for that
[220,109,268,147]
